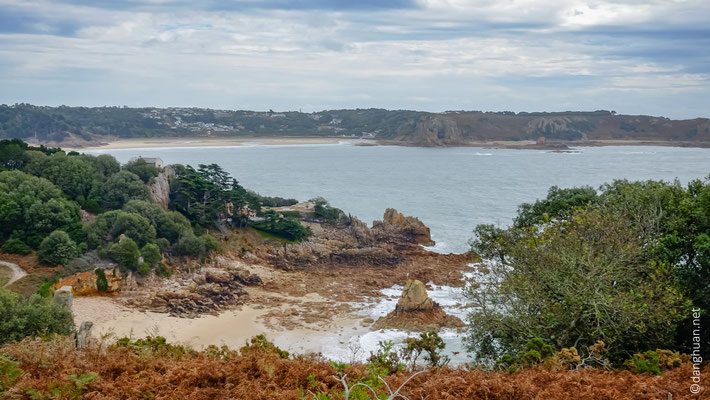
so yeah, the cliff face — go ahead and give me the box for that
[394,116,466,146]
[150,166,174,210]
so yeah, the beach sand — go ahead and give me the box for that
[65,136,356,151]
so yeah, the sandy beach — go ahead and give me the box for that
[64,136,357,151]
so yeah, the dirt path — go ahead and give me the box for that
[0,260,27,287]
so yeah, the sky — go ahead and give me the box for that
[0,0,708,119]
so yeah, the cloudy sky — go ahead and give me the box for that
[0,0,708,118]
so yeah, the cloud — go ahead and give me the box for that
[0,0,707,118]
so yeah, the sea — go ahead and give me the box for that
[87,142,710,254]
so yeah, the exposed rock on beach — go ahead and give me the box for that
[372,279,465,332]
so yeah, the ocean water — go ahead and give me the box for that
[88,143,710,254]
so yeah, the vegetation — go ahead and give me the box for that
[0,334,696,399]
[251,210,311,242]
[468,177,710,365]
[37,231,78,266]
[0,288,74,346]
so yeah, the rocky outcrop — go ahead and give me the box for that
[395,279,434,312]
[396,116,465,146]
[257,209,436,270]
[53,268,126,296]
[150,165,174,210]
[373,279,464,332]
[373,209,434,246]
[125,266,254,317]
[53,286,73,309]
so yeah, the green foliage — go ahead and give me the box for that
[402,331,449,368]
[624,351,662,375]
[0,288,75,345]
[1,238,31,255]
[240,334,289,358]
[514,185,598,227]
[95,269,108,292]
[312,197,343,225]
[366,340,402,375]
[0,354,23,392]
[115,335,195,357]
[254,194,298,207]
[100,170,151,210]
[26,372,98,400]
[84,210,157,248]
[137,262,151,276]
[467,206,690,364]
[36,277,59,298]
[469,177,710,364]
[141,243,162,266]
[38,230,78,266]
[251,210,311,242]
[108,237,141,271]
[170,163,254,228]
[124,158,160,183]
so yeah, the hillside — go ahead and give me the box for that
[1,104,709,147]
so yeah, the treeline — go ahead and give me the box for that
[0,139,311,275]
[467,178,710,368]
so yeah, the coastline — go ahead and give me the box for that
[62,136,357,151]
[60,136,710,151]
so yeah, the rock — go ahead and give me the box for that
[375,209,434,246]
[204,268,233,284]
[372,279,464,332]
[53,286,73,309]
[395,116,465,146]
[395,279,434,312]
[149,166,174,210]
[76,321,93,349]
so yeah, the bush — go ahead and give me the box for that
[38,230,78,266]
[1,238,31,255]
[625,351,662,375]
[0,288,75,345]
[240,334,289,359]
[137,262,151,276]
[141,243,162,266]
[95,269,108,292]
[83,198,104,214]
[108,237,140,270]
[36,277,59,298]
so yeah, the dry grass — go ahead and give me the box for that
[0,336,703,400]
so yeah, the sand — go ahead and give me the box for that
[64,136,358,151]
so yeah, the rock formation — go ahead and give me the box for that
[395,116,465,146]
[374,208,435,246]
[373,280,464,332]
[53,286,73,309]
[76,321,93,350]
[150,165,175,210]
[124,266,258,317]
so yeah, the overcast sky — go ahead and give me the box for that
[0,0,708,118]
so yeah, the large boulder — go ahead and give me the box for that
[149,166,174,210]
[395,279,434,312]
[372,279,464,332]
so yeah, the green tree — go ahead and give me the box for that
[467,207,689,364]
[38,230,78,266]
[124,158,160,183]
[101,170,151,210]
[95,269,108,292]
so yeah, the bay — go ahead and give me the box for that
[87,143,710,254]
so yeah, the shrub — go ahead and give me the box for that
[240,334,289,359]
[95,269,108,292]
[108,237,140,271]
[401,331,449,368]
[625,351,662,375]
[38,230,78,266]
[36,277,59,298]
[141,243,162,266]
[137,262,151,276]
[1,238,31,255]
[0,288,75,345]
